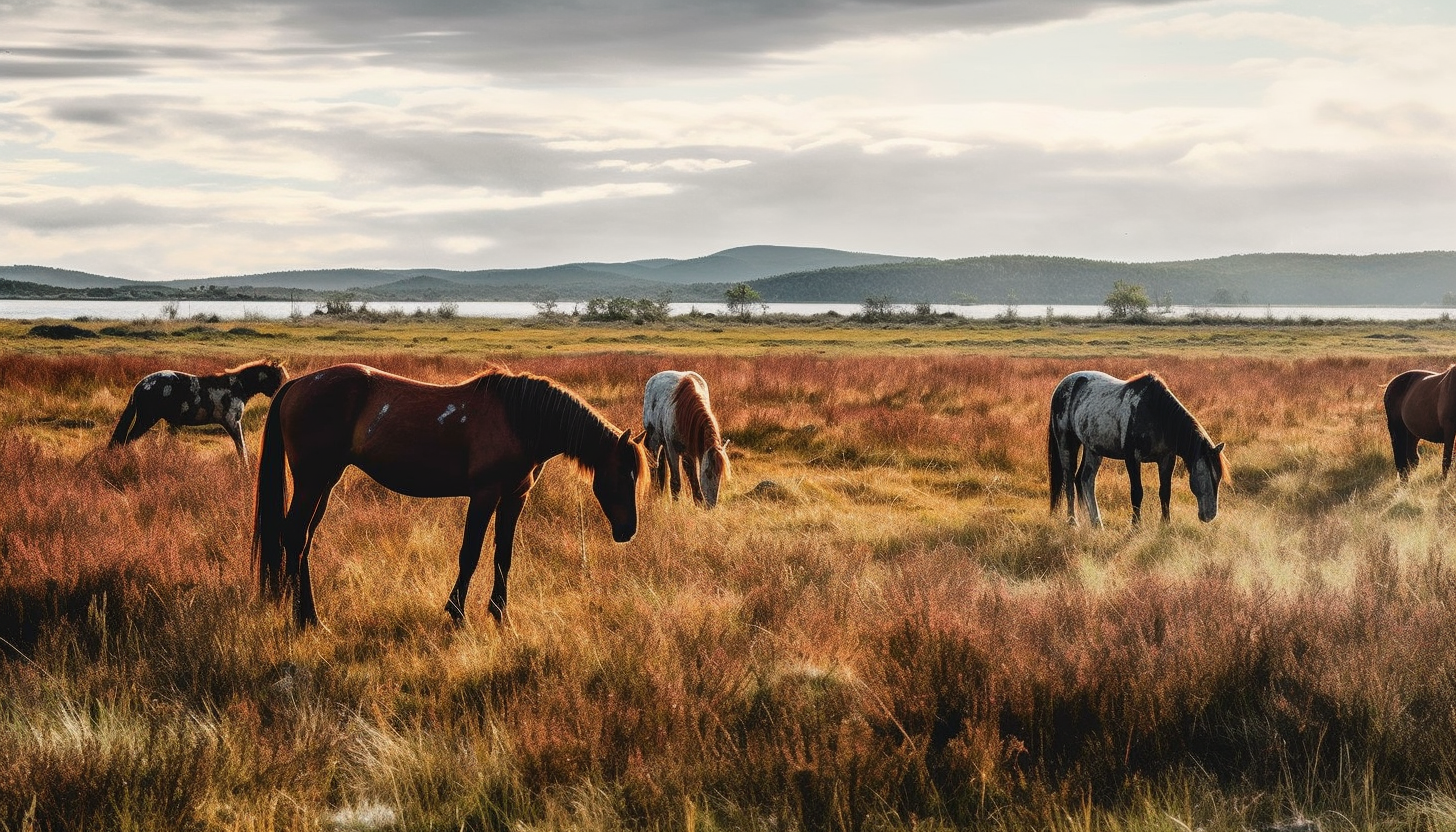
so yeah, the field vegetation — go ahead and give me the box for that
[6,315,1456,830]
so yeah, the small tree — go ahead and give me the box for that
[724,283,765,319]
[861,295,895,321]
[531,290,560,316]
[1105,281,1151,320]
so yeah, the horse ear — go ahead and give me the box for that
[721,438,731,450]
[1213,442,1225,454]
[633,428,647,443]
[618,428,632,445]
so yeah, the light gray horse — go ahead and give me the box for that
[642,370,730,508]
[1048,370,1227,527]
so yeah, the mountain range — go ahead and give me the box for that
[3,246,1454,307]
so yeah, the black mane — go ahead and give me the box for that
[1128,372,1216,459]
[474,370,622,470]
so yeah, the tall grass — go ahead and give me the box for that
[3,345,1456,830]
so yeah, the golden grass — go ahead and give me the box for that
[6,317,1456,830]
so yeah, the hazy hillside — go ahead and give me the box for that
[151,245,911,295]
[603,245,913,284]
[4,249,1453,306]
[746,252,1456,306]
[0,265,137,290]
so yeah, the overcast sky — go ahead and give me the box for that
[2,0,1454,279]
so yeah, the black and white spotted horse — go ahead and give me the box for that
[110,359,287,462]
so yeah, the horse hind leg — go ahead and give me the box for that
[1076,453,1104,528]
[1056,438,1080,525]
[122,411,163,445]
[282,472,341,627]
[1385,417,1419,481]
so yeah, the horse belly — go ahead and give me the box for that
[1402,401,1446,443]
[355,459,468,498]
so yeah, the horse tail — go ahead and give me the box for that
[109,393,138,447]
[253,379,293,597]
[1384,371,1423,479]
[1048,413,1063,512]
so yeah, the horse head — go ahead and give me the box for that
[260,361,288,396]
[237,359,287,397]
[1188,441,1228,522]
[593,428,648,542]
[698,438,732,509]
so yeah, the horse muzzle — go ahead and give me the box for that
[611,520,637,543]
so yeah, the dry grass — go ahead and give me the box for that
[6,322,1456,830]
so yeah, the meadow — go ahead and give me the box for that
[6,314,1456,831]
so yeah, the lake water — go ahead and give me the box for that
[1,298,1451,322]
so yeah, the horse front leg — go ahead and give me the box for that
[1076,453,1104,528]
[666,444,684,500]
[223,417,247,463]
[1124,459,1143,525]
[445,494,498,622]
[1158,457,1174,521]
[487,492,529,624]
[1444,437,1454,479]
[685,454,705,505]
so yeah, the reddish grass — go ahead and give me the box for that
[2,347,1455,830]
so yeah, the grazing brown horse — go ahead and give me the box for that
[111,359,286,461]
[1384,365,1456,480]
[253,363,648,628]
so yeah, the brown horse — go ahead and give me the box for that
[1384,365,1456,480]
[253,363,648,628]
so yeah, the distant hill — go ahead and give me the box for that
[4,249,1454,306]
[745,252,1456,306]
[153,245,913,295]
[0,265,137,290]
[592,245,915,284]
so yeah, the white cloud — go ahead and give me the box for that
[0,0,1453,278]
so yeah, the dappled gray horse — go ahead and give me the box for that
[1048,370,1227,527]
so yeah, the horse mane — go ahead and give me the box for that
[222,358,285,377]
[1129,371,1231,483]
[475,369,647,479]
[671,375,723,457]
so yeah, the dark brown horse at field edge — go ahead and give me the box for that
[253,363,648,628]
[1384,365,1456,480]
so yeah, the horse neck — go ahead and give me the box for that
[1141,381,1208,460]
[1166,402,1210,461]
[497,375,616,468]
[674,388,720,456]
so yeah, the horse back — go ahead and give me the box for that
[279,364,530,497]
[643,370,686,433]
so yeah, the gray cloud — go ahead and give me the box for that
[0,197,207,231]
[120,0,1192,74]
[368,140,1456,269]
